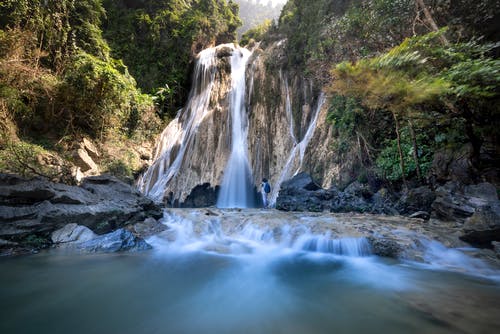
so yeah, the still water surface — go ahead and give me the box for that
[1,247,499,334]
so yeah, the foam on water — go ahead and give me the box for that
[147,209,500,286]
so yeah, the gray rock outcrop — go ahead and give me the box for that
[74,228,152,253]
[0,173,163,255]
[276,173,396,214]
[51,223,97,244]
[460,205,500,247]
[432,181,498,221]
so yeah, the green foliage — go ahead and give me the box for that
[0,140,73,181]
[104,159,133,180]
[327,95,363,139]
[57,51,142,138]
[331,30,500,184]
[376,128,433,181]
[102,0,242,118]
[443,56,500,99]
[277,0,415,81]
[240,19,272,46]
[23,234,50,249]
[0,0,109,70]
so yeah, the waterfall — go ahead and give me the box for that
[216,48,255,208]
[138,48,218,202]
[280,70,297,144]
[269,93,326,207]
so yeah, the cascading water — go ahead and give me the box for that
[138,47,218,202]
[269,92,326,206]
[280,70,297,144]
[151,209,373,257]
[138,44,256,206]
[216,48,255,208]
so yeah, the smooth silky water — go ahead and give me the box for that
[1,211,500,334]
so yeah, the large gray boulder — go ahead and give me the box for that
[180,183,220,208]
[432,181,498,221]
[281,172,321,191]
[460,205,500,247]
[397,186,436,217]
[51,223,97,244]
[74,228,152,253]
[276,173,396,214]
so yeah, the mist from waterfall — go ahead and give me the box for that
[216,48,256,208]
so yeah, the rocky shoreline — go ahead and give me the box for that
[0,173,165,256]
[275,173,500,250]
[1,172,499,268]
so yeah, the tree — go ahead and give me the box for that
[331,30,500,184]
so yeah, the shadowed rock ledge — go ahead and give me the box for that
[0,173,164,256]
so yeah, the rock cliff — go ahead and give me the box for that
[140,41,341,207]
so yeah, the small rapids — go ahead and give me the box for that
[147,210,372,258]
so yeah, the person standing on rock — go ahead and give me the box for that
[261,178,271,208]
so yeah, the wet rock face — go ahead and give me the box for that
[432,181,498,221]
[74,229,152,253]
[180,183,220,208]
[276,173,397,214]
[430,144,476,185]
[396,186,436,216]
[0,173,163,255]
[460,205,500,247]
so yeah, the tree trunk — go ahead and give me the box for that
[462,106,482,169]
[392,112,407,189]
[415,0,449,45]
[407,119,422,181]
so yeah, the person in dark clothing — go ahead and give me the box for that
[261,178,271,208]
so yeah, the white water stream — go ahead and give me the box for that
[216,48,255,208]
[269,93,326,206]
[138,47,218,202]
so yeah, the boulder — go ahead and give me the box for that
[432,181,499,222]
[73,148,97,173]
[371,188,399,215]
[430,144,476,185]
[397,186,436,217]
[276,186,326,212]
[281,172,321,191]
[181,183,220,208]
[276,174,398,214]
[74,228,152,253]
[51,223,97,244]
[460,205,500,247]
[367,237,403,258]
[127,218,168,239]
[344,181,373,198]
[81,138,100,161]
